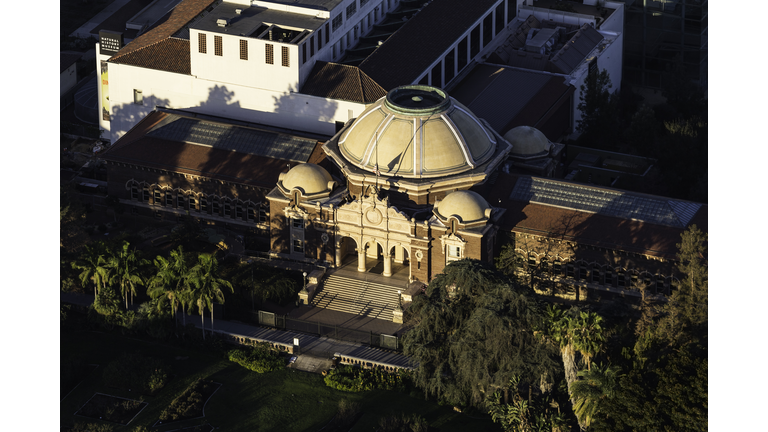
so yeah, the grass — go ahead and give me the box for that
[61,327,500,431]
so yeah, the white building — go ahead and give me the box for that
[97,0,533,143]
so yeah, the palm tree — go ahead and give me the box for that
[572,311,604,371]
[545,306,605,430]
[106,241,148,309]
[71,242,111,299]
[546,306,578,404]
[148,246,190,327]
[187,253,233,340]
[569,363,623,429]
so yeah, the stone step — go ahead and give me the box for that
[311,275,403,319]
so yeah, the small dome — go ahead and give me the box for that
[337,85,497,179]
[503,126,551,156]
[434,190,491,224]
[280,163,334,196]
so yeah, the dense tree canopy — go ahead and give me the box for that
[579,226,708,431]
[402,259,557,407]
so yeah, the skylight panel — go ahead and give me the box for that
[509,178,696,228]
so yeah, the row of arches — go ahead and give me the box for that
[336,235,411,279]
[517,251,681,296]
[126,180,268,224]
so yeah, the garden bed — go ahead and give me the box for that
[153,379,222,427]
[75,393,147,425]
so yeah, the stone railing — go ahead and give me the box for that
[216,330,295,354]
[333,352,415,372]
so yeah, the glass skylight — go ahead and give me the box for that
[509,178,701,228]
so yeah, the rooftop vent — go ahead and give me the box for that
[217,18,230,27]
[235,8,243,14]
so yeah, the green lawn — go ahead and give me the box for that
[61,328,500,431]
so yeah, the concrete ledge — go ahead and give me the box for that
[217,330,295,354]
[334,352,415,372]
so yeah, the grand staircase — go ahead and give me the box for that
[311,274,402,320]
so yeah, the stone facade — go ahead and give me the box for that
[106,161,272,230]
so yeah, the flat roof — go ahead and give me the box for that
[259,0,345,11]
[192,2,325,37]
[127,0,184,30]
[100,109,324,188]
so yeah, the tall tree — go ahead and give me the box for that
[403,259,556,407]
[571,311,604,371]
[148,246,191,327]
[586,225,707,431]
[543,306,605,430]
[71,242,111,299]
[569,363,622,429]
[576,69,620,150]
[188,253,233,340]
[106,241,148,309]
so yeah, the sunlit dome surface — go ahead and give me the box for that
[281,163,333,196]
[338,85,498,179]
[434,190,491,224]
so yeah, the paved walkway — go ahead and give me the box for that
[60,292,415,371]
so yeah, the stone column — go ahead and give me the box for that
[394,245,404,264]
[357,248,366,272]
[336,243,343,267]
[383,252,392,277]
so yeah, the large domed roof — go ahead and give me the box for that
[337,86,498,179]
[279,163,335,197]
[434,190,492,224]
[503,126,551,156]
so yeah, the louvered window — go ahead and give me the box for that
[266,44,274,64]
[240,40,248,60]
[198,33,207,53]
[214,35,222,56]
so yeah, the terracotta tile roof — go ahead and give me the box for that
[109,37,191,74]
[108,0,216,73]
[358,0,499,91]
[472,172,708,259]
[301,61,387,103]
[100,110,322,188]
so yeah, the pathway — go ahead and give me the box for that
[60,292,415,372]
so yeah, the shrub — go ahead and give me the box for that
[324,365,409,393]
[227,344,284,373]
[103,352,169,394]
[377,412,429,432]
[70,421,115,432]
[159,379,217,422]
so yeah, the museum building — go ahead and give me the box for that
[100,84,707,305]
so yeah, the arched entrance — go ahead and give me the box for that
[335,236,360,269]
[388,245,411,281]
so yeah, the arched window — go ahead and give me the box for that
[130,182,139,200]
[617,269,627,287]
[591,264,601,283]
[223,198,232,217]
